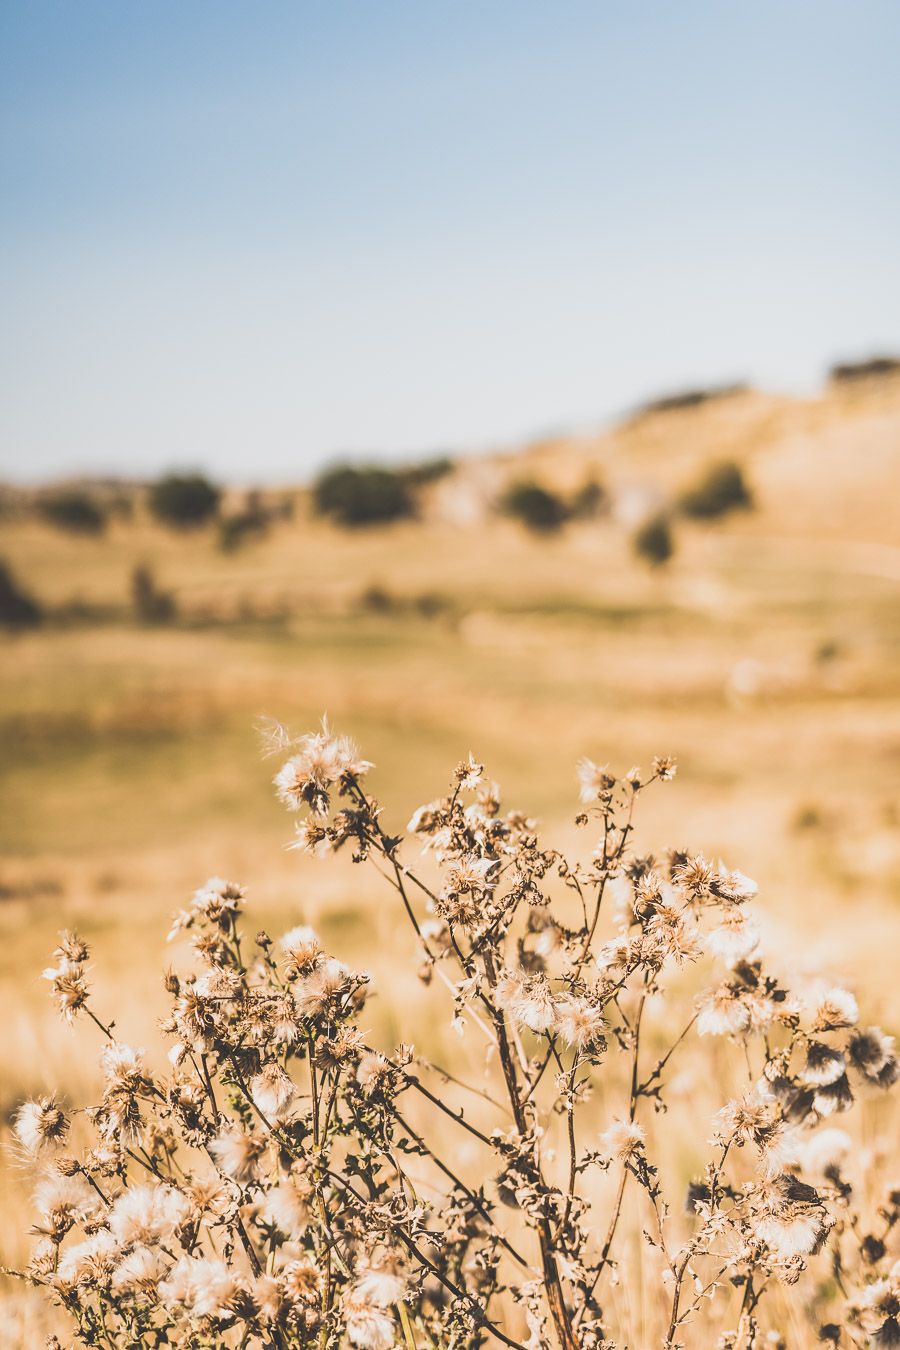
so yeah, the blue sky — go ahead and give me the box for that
[1,1,899,482]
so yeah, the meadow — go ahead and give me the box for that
[1,376,899,1344]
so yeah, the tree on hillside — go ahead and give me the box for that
[38,490,107,535]
[633,512,674,567]
[148,474,221,529]
[312,465,415,527]
[677,460,752,520]
[499,479,569,532]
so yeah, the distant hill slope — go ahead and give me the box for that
[429,375,900,547]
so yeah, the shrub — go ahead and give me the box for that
[413,589,451,619]
[148,474,221,529]
[0,558,42,627]
[635,382,747,416]
[677,460,753,520]
[131,564,175,624]
[400,455,455,487]
[11,724,898,1347]
[568,477,607,520]
[218,511,268,554]
[312,464,415,527]
[357,584,452,620]
[830,355,900,383]
[38,490,106,535]
[633,511,674,566]
[358,582,395,613]
[500,479,569,532]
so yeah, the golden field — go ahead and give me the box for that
[1,375,899,1342]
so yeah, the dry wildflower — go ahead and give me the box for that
[316,1024,365,1070]
[209,1127,265,1183]
[812,985,859,1031]
[356,1050,395,1097]
[159,1254,243,1320]
[755,1208,828,1260]
[257,1174,314,1236]
[577,757,616,803]
[595,931,637,975]
[250,1062,296,1118]
[812,1073,854,1116]
[802,1041,847,1087]
[713,864,758,904]
[273,720,372,816]
[11,722,898,1350]
[707,910,761,965]
[714,1086,779,1149]
[279,1255,320,1305]
[757,1122,805,1179]
[56,1231,119,1290]
[279,923,322,972]
[673,853,717,902]
[599,1117,646,1161]
[444,852,497,893]
[407,798,444,834]
[13,1097,68,1154]
[287,815,330,853]
[54,932,90,965]
[848,1026,896,1080]
[555,993,607,1053]
[32,1172,101,1241]
[108,1183,191,1248]
[495,969,558,1034]
[456,751,484,790]
[250,1271,285,1321]
[184,1173,230,1221]
[797,1128,853,1179]
[193,876,244,922]
[111,1244,171,1296]
[696,982,752,1037]
[343,1291,397,1349]
[294,955,352,1017]
[754,1175,832,1259]
[652,754,678,780]
[42,955,90,1022]
[268,991,301,1046]
[353,1248,409,1306]
[850,1270,900,1341]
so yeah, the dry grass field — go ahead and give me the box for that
[1,374,899,1342]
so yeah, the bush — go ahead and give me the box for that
[635,382,747,416]
[131,564,175,624]
[11,723,898,1347]
[312,464,415,527]
[0,558,42,627]
[38,490,106,535]
[633,511,674,566]
[218,511,268,554]
[500,479,569,532]
[677,459,753,520]
[358,582,396,613]
[830,355,900,383]
[357,583,452,620]
[568,476,607,520]
[148,474,220,529]
[400,455,455,487]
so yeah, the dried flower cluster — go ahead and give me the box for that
[7,722,898,1348]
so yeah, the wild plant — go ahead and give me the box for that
[7,722,898,1348]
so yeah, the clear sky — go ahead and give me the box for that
[1,1,899,483]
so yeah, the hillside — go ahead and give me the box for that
[432,375,900,551]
